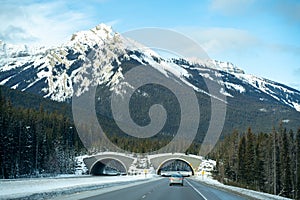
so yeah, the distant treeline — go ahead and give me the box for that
[0,89,85,178]
[209,126,300,199]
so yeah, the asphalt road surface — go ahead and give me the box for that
[79,177,246,200]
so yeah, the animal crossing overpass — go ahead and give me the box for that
[83,152,203,176]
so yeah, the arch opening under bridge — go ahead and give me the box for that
[90,157,127,176]
[157,158,194,176]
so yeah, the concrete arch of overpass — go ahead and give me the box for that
[83,153,201,176]
[156,158,195,175]
[83,153,135,175]
[149,153,202,176]
[90,157,127,175]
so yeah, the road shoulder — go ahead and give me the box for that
[190,176,291,200]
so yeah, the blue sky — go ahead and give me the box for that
[0,0,299,90]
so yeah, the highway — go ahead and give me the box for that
[73,177,247,200]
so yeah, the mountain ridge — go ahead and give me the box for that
[0,23,299,137]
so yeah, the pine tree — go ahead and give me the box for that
[265,132,275,194]
[0,89,5,178]
[245,128,256,186]
[271,127,281,195]
[287,130,295,199]
[228,130,239,182]
[296,129,300,199]
[275,126,282,195]
[281,129,292,197]
[238,135,246,183]
[255,133,266,191]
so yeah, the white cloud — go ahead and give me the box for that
[176,27,260,56]
[267,43,300,56]
[210,0,256,15]
[0,25,38,43]
[176,26,300,62]
[0,1,96,47]
[210,0,300,25]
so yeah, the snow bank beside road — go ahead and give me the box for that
[0,175,157,200]
[194,174,291,200]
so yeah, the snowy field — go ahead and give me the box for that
[0,174,158,200]
[194,174,291,200]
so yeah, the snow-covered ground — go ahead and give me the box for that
[0,174,158,200]
[193,173,291,200]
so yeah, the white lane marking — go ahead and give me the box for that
[185,179,208,200]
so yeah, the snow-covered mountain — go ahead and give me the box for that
[0,23,299,131]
